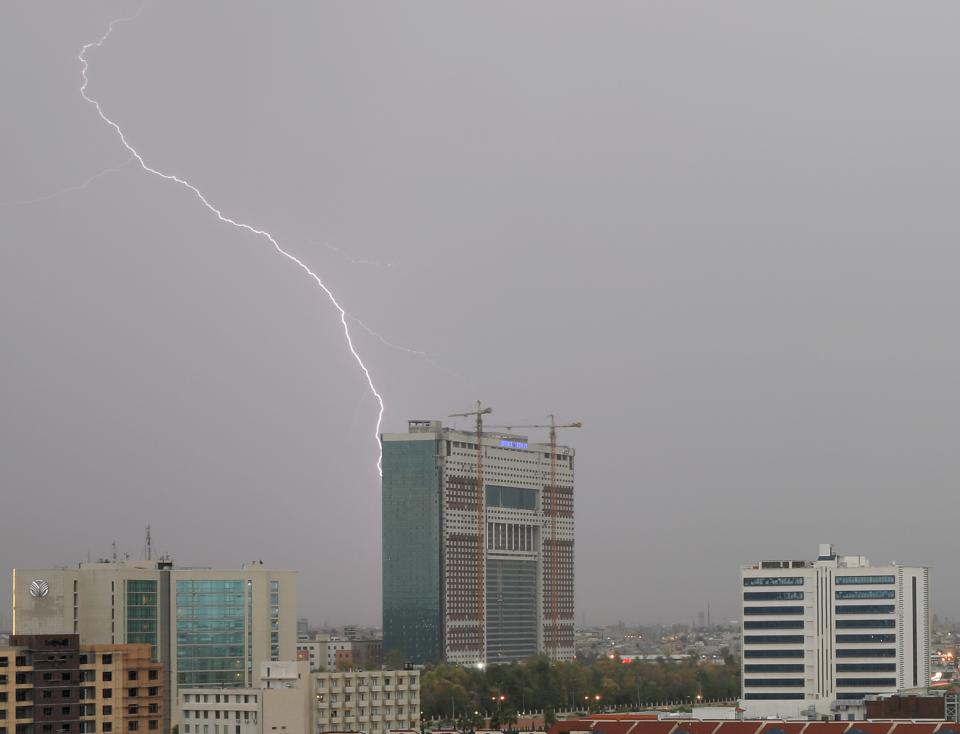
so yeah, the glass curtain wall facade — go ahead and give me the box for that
[175,580,245,687]
[127,580,159,660]
[485,557,538,662]
[382,438,442,664]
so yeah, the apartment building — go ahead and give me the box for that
[740,544,930,719]
[313,669,419,734]
[0,635,162,734]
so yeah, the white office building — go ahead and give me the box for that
[740,544,930,719]
[180,662,312,734]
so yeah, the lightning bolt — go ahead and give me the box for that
[80,14,385,475]
[0,156,133,208]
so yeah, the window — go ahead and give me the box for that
[43,673,53,682]
[744,664,805,673]
[836,663,897,672]
[61,690,71,699]
[836,590,895,600]
[104,725,112,733]
[743,606,804,615]
[128,671,138,681]
[128,689,138,697]
[103,689,112,699]
[128,722,139,732]
[103,706,112,716]
[744,621,804,630]
[744,577,803,586]
[102,655,113,665]
[148,670,158,681]
[102,671,112,682]
[61,673,70,682]
[835,575,895,585]
[149,723,157,731]
[61,708,71,716]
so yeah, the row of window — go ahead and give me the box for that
[836,619,896,629]
[744,664,805,672]
[743,621,804,630]
[743,636,804,644]
[743,606,804,615]
[837,590,895,600]
[836,663,896,672]
[744,693,804,700]
[836,648,896,657]
[835,575,896,585]
[743,577,803,587]
[837,634,896,643]
[836,678,896,686]
[744,592,804,601]
[743,678,804,687]
[835,604,895,614]
[744,649,805,658]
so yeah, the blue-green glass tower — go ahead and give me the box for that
[381,427,443,664]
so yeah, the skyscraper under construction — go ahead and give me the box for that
[381,418,575,665]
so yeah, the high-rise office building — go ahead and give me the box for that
[740,544,930,719]
[382,419,575,665]
[12,561,296,733]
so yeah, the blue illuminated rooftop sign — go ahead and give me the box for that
[499,439,528,449]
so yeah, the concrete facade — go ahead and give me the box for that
[179,665,418,734]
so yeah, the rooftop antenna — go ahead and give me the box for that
[146,525,152,561]
[111,540,117,562]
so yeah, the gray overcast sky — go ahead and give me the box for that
[3,1,960,630]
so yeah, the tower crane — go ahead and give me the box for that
[488,415,582,651]
[448,401,493,661]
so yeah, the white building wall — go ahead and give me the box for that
[740,545,930,719]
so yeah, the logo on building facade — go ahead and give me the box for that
[29,579,49,598]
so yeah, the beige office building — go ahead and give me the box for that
[12,561,297,733]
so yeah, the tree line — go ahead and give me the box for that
[419,653,740,726]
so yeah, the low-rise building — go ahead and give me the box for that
[313,669,419,734]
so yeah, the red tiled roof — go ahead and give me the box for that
[671,721,723,734]
[713,722,765,734]
[843,723,897,734]
[758,722,807,734]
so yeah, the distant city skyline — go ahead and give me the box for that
[4,3,960,630]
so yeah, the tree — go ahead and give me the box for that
[384,649,406,670]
